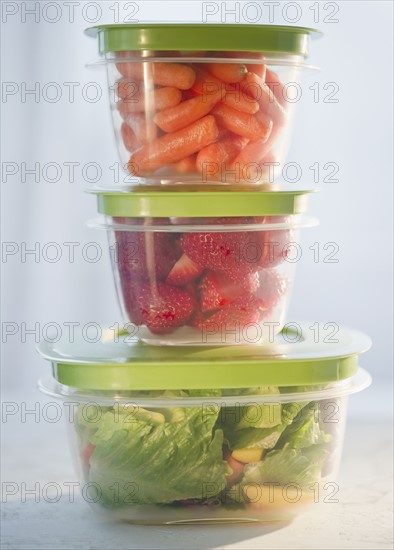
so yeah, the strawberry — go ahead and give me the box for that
[122,280,145,325]
[250,216,294,268]
[188,307,206,329]
[256,269,288,312]
[116,231,181,281]
[199,294,261,335]
[199,270,260,312]
[134,282,196,334]
[166,254,203,286]
[179,217,258,278]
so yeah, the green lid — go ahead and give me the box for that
[89,187,314,217]
[37,323,371,391]
[85,24,321,58]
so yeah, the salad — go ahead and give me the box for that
[75,387,336,514]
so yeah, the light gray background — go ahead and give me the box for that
[1,1,393,549]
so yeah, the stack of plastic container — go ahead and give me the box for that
[38,24,372,524]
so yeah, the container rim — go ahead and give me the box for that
[85,57,319,71]
[87,215,319,233]
[37,368,371,406]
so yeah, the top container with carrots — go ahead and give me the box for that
[86,24,320,185]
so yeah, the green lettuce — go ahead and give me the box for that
[220,400,308,451]
[84,405,229,507]
[240,443,329,488]
[276,404,332,450]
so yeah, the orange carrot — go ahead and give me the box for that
[129,115,219,175]
[117,62,196,90]
[191,66,224,96]
[121,122,139,153]
[223,86,259,114]
[240,72,286,125]
[119,111,157,144]
[212,103,272,142]
[154,88,222,133]
[265,68,287,107]
[230,138,274,170]
[206,62,247,83]
[174,154,198,174]
[116,78,141,101]
[116,85,182,113]
[230,131,281,183]
[246,64,266,79]
[196,134,248,180]
[192,67,258,114]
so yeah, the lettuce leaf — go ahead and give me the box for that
[220,401,308,450]
[276,404,331,449]
[85,406,229,506]
[240,443,328,488]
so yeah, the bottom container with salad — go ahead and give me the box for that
[37,323,371,524]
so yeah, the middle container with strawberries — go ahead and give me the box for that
[89,186,316,345]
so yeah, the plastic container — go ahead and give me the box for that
[89,186,317,345]
[86,24,320,185]
[37,324,371,525]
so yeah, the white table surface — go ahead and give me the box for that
[1,399,393,550]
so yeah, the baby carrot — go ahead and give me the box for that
[116,82,182,112]
[174,154,198,174]
[191,66,224,96]
[223,86,259,114]
[196,134,248,179]
[192,67,258,114]
[230,138,272,168]
[121,122,139,153]
[117,62,196,90]
[246,64,266,79]
[265,68,287,107]
[240,72,286,125]
[153,88,222,133]
[213,103,272,142]
[206,62,247,83]
[129,115,219,175]
[116,78,141,101]
[120,111,158,144]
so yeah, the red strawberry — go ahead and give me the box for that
[256,269,288,312]
[179,217,258,279]
[199,294,261,335]
[199,270,260,312]
[250,216,294,268]
[116,231,181,281]
[122,280,145,325]
[134,282,196,334]
[166,254,203,286]
[188,307,206,329]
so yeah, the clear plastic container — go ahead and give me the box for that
[89,187,316,345]
[86,24,320,185]
[37,325,372,524]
